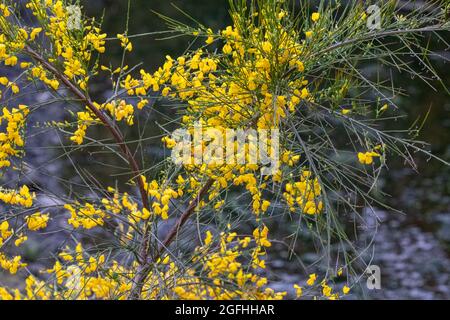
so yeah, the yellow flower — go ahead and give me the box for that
[262,41,272,53]
[1,4,10,17]
[161,136,176,149]
[30,27,42,41]
[204,230,213,245]
[162,255,170,264]
[261,200,271,212]
[161,87,171,97]
[0,255,26,274]
[26,212,49,231]
[14,235,27,247]
[343,285,350,295]
[137,99,148,110]
[358,151,380,165]
[293,284,303,297]
[222,43,232,54]
[58,251,74,262]
[296,61,305,72]
[0,185,35,207]
[214,200,224,209]
[0,77,8,85]
[312,12,320,22]
[11,83,20,94]
[5,56,18,66]
[253,226,271,247]
[0,221,12,239]
[20,62,31,69]
[205,28,214,44]
[307,273,317,286]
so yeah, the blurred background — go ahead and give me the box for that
[0,0,449,299]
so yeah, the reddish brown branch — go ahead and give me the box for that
[158,178,214,255]
[24,47,150,224]
[129,177,214,299]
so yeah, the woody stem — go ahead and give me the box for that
[24,46,154,281]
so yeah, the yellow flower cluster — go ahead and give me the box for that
[70,109,95,145]
[64,203,108,229]
[358,150,381,165]
[101,186,152,241]
[0,254,27,275]
[251,225,272,269]
[117,34,133,52]
[0,221,347,300]
[1,0,110,146]
[70,100,136,145]
[0,21,25,95]
[1,219,28,247]
[233,173,270,215]
[0,222,283,300]
[25,212,50,231]
[0,105,29,168]
[283,171,323,214]
[14,235,27,247]
[0,275,52,300]
[293,272,351,300]
[0,185,35,207]
[0,220,12,246]
[0,221,27,275]
[141,176,182,220]
[0,0,372,301]
[63,185,156,234]
[103,100,135,125]
[18,1,106,144]
[30,65,60,90]
[121,4,320,225]
[0,1,97,96]
[174,228,285,300]
[26,0,106,86]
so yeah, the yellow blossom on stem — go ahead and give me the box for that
[307,273,317,286]
[343,285,350,295]
[358,151,381,165]
[293,284,303,297]
[26,212,49,231]
[312,12,320,22]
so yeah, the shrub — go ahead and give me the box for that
[0,0,448,300]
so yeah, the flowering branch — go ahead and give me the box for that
[129,177,214,299]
